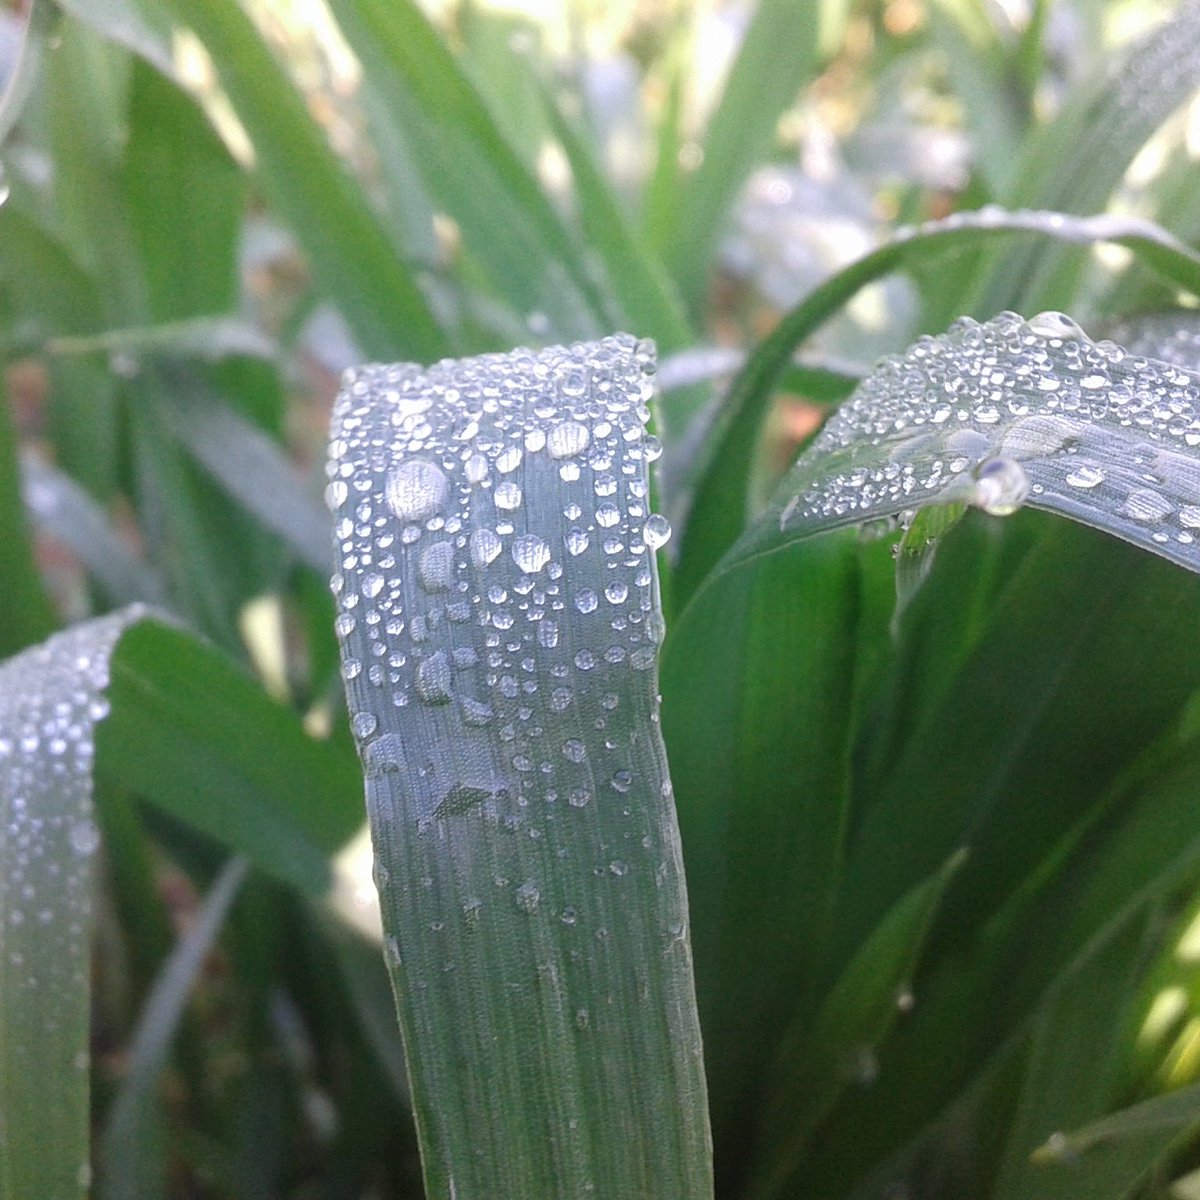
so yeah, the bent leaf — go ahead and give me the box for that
[328,335,712,1198]
[729,310,1200,581]
[0,607,145,1200]
[676,208,1200,597]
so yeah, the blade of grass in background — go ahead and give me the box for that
[324,0,611,343]
[0,608,144,1200]
[970,0,1200,318]
[0,383,54,655]
[98,855,249,1200]
[329,335,712,1198]
[677,210,1200,600]
[663,0,822,311]
[96,619,361,895]
[155,0,445,362]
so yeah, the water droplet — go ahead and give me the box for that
[415,652,453,704]
[418,541,455,591]
[548,420,591,459]
[611,770,632,793]
[494,481,523,510]
[568,788,591,808]
[1122,488,1173,523]
[465,453,488,483]
[971,458,1029,516]
[69,820,101,856]
[515,881,541,914]
[512,534,550,574]
[362,571,385,599]
[386,460,448,522]
[470,528,503,567]
[604,581,628,605]
[565,528,589,556]
[497,446,524,473]
[1027,311,1086,341]
[575,589,598,614]
[643,514,671,549]
[1065,465,1105,490]
[562,739,587,763]
[325,480,348,509]
[351,711,378,739]
[461,697,494,726]
[596,502,620,528]
[561,907,578,927]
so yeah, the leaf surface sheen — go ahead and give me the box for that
[328,335,712,1198]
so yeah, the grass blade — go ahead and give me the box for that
[158,0,445,362]
[664,0,821,310]
[0,608,144,1200]
[98,855,249,1200]
[328,335,712,1198]
[676,208,1200,598]
[96,618,361,894]
[324,0,608,341]
[727,310,1200,580]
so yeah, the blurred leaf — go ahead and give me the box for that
[48,315,277,362]
[51,0,173,75]
[0,386,55,655]
[96,618,361,895]
[0,609,144,1200]
[158,0,445,362]
[21,450,165,605]
[325,0,608,342]
[98,855,249,1200]
[328,336,712,1198]
[750,849,967,1198]
[973,0,1200,316]
[122,57,243,322]
[0,0,60,147]
[665,0,821,310]
[677,209,1200,599]
[993,919,1149,1200]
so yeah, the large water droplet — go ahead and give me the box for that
[643,514,671,549]
[385,460,448,522]
[1121,488,1173,523]
[1026,311,1087,341]
[970,458,1029,516]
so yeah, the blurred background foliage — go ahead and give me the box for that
[6,0,1200,1197]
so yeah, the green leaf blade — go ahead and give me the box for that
[329,336,712,1198]
[0,608,144,1200]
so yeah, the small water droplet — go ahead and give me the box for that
[69,821,101,857]
[512,534,551,573]
[515,881,541,914]
[494,481,523,510]
[415,651,453,704]
[575,589,598,614]
[1065,465,1105,490]
[351,711,378,739]
[470,528,503,567]
[562,738,587,763]
[548,420,591,459]
[596,502,620,528]
[362,571,385,599]
[1026,311,1086,341]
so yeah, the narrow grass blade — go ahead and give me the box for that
[96,619,362,894]
[328,335,712,1198]
[975,0,1200,315]
[676,208,1200,598]
[98,855,249,1200]
[324,0,608,341]
[0,0,59,147]
[0,387,55,655]
[160,374,330,574]
[21,451,165,605]
[750,850,967,1199]
[665,0,820,310]
[727,310,1200,581]
[157,0,445,362]
[0,608,144,1200]
[47,316,276,362]
[51,0,173,75]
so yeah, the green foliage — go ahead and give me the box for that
[4,2,1200,1197]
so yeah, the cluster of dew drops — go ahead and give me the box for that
[326,333,673,819]
[0,611,135,1048]
[784,310,1200,548]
